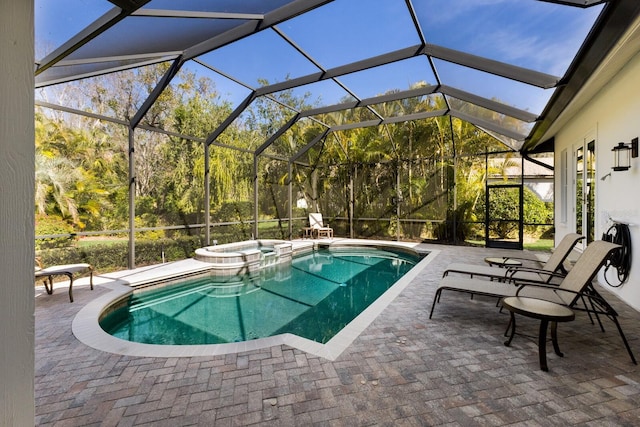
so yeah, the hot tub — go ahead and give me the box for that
[194,239,294,275]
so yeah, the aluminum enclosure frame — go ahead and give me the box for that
[33,0,640,267]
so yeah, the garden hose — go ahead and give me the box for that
[602,222,632,287]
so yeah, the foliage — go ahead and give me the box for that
[35,215,76,249]
[434,202,475,243]
[477,186,553,239]
[35,66,552,254]
[212,201,255,240]
[36,235,202,274]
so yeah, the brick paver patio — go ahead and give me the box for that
[35,244,640,426]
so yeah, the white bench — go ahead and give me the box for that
[35,263,93,302]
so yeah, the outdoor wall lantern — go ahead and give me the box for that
[612,137,638,171]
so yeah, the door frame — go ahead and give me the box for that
[573,133,596,250]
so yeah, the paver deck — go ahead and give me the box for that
[35,243,640,426]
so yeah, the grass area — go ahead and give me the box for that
[74,231,555,252]
[463,238,554,252]
[76,237,127,248]
[523,238,554,252]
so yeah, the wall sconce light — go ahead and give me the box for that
[612,137,638,171]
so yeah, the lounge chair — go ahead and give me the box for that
[35,259,93,303]
[309,212,333,238]
[430,240,636,364]
[443,233,584,284]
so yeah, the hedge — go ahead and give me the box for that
[35,222,305,281]
[36,235,203,276]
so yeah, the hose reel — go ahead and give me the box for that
[602,222,632,287]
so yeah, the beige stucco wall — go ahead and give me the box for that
[554,48,640,311]
[0,0,35,425]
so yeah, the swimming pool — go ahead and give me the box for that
[73,239,438,359]
[100,247,421,346]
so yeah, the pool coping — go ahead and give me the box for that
[72,239,439,361]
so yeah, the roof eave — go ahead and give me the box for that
[522,0,640,153]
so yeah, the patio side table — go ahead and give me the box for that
[502,296,575,372]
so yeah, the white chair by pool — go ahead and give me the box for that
[309,213,333,238]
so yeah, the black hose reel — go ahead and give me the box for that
[602,222,632,287]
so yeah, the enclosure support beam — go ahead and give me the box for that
[453,155,458,245]
[128,126,136,269]
[204,142,211,245]
[350,165,354,238]
[397,161,401,241]
[483,152,488,247]
[256,114,300,157]
[35,6,145,76]
[449,116,457,246]
[291,130,330,163]
[253,154,259,239]
[288,162,293,240]
[131,56,185,128]
[206,92,256,147]
[127,57,186,269]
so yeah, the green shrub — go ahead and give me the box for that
[36,235,203,274]
[212,201,254,240]
[134,236,202,265]
[476,187,552,239]
[35,215,76,250]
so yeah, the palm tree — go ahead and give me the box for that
[35,152,81,221]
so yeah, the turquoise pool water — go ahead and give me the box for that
[100,247,421,345]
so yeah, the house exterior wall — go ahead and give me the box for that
[0,0,35,425]
[554,49,640,311]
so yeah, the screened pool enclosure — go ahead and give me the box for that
[34,0,640,267]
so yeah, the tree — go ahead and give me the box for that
[35,152,80,222]
[35,111,117,230]
[479,186,552,239]
[35,64,551,247]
